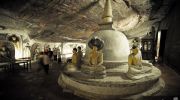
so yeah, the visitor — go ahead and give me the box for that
[57,48,61,63]
[66,48,78,64]
[43,52,50,74]
[65,48,78,71]
[48,48,53,60]
[44,48,48,54]
[77,46,83,68]
[71,48,78,66]
[37,52,44,72]
[48,48,53,67]
[53,48,57,61]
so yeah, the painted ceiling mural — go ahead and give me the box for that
[0,0,176,42]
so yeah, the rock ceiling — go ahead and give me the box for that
[0,0,176,42]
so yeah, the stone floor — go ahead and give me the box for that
[0,62,180,100]
[156,64,180,96]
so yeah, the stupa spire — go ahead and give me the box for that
[102,0,113,23]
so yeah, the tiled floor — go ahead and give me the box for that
[0,62,180,100]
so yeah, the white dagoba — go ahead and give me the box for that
[84,0,130,63]
[58,0,165,99]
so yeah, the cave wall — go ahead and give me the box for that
[0,34,15,62]
[164,0,180,71]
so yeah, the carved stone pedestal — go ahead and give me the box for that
[58,62,165,100]
[81,65,106,79]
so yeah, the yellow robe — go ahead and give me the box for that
[89,51,103,67]
[128,48,142,66]
[72,53,78,65]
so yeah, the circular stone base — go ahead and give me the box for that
[81,65,106,79]
[58,66,165,100]
[64,64,78,73]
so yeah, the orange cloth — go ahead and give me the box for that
[72,53,78,65]
[128,48,142,65]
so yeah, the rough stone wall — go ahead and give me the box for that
[164,0,180,71]
[0,40,15,62]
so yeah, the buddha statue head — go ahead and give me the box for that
[88,37,104,51]
[131,43,139,55]
[131,47,138,55]
[132,37,141,48]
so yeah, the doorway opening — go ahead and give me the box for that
[156,30,167,62]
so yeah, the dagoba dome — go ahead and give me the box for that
[85,30,130,62]
[84,0,130,63]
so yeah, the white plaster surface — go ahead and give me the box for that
[84,30,130,63]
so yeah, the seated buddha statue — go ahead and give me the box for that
[128,45,142,70]
[127,40,152,80]
[88,46,103,67]
[81,37,106,78]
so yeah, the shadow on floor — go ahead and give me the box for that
[0,61,84,100]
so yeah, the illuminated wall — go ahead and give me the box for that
[32,41,86,61]
[62,42,86,59]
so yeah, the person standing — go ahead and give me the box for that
[53,48,58,61]
[77,46,83,68]
[65,48,78,71]
[71,48,78,65]
[37,52,44,72]
[57,48,61,63]
[48,48,53,67]
[48,48,53,60]
[43,52,50,74]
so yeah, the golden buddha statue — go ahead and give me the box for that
[81,37,106,78]
[88,46,103,67]
[127,38,152,80]
[128,45,142,70]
